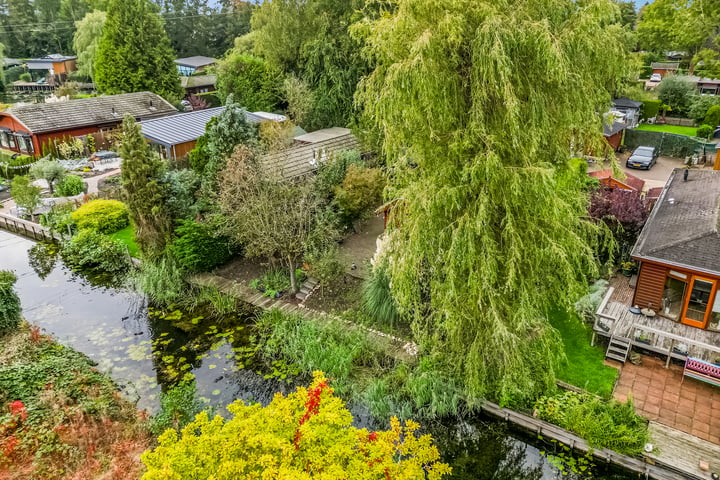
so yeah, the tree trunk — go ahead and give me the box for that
[288,255,297,294]
[48,181,54,196]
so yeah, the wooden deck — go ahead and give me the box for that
[0,212,61,243]
[594,277,720,364]
[647,422,720,478]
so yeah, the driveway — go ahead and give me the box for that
[591,154,686,192]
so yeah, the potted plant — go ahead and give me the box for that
[621,261,636,277]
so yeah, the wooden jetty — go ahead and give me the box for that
[0,212,61,243]
[480,402,706,480]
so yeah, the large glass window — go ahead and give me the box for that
[0,131,9,148]
[662,275,687,321]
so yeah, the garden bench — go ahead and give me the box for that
[682,357,720,387]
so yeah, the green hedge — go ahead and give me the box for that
[170,219,232,272]
[193,91,221,108]
[640,100,662,120]
[70,199,129,234]
[0,150,36,178]
[624,129,704,158]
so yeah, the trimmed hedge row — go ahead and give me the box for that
[624,129,706,158]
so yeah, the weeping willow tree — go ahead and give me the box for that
[354,0,631,406]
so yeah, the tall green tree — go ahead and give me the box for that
[0,0,39,57]
[355,0,630,405]
[216,52,283,111]
[73,10,106,82]
[118,115,171,257]
[95,0,182,100]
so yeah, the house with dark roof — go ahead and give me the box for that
[0,92,176,156]
[174,56,216,76]
[686,75,720,96]
[612,98,642,128]
[631,169,720,332]
[139,107,285,160]
[180,75,217,96]
[589,169,645,192]
[26,54,77,85]
[603,120,626,151]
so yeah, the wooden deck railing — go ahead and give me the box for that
[0,212,61,243]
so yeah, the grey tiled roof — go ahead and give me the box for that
[140,107,266,146]
[261,131,365,179]
[7,92,176,134]
[651,62,680,70]
[603,120,626,137]
[613,97,642,109]
[174,56,216,68]
[632,169,720,275]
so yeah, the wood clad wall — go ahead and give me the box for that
[633,262,667,310]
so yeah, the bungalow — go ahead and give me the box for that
[686,75,720,96]
[174,56,216,76]
[0,92,176,156]
[261,127,366,179]
[180,75,216,96]
[631,168,720,332]
[651,62,680,78]
[588,170,645,192]
[611,98,642,128]
[26,54,77,85]
[139,107,287,160]
[603,120,626,151]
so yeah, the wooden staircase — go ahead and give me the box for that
[295,277,319,302]
[606,335,632,363]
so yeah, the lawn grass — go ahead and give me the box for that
[110,224,140,258]
[635,123,698,137]
[549,308,618,398]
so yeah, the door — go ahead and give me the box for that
[681,276,716,329]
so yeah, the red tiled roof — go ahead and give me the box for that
[647,187,663,199]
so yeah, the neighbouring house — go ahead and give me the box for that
[611,98,642,128]
[139,107,287,161]
[665,51,685,62]
[592,169,720,366]
[261,127,366,179]
[26,54,77,85]
[686,75,720,96]
[174,56,216,76]
[180,75,217,96]
[631,168,720,332]
[651,62,680,78]
[589,169,645,192]
[0,91,176,156]
[603,120,626,151]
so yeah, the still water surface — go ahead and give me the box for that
[0,230,636,479]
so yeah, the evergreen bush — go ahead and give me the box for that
[170,220,233,272]
[640,100,662,120]
[697,124,714,140]
[62,230,130,273]
[0,270,22,336]
[71,199,129,234]
[54,175,85,197]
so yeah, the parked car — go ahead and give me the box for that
[649,73,662,82]
[626,146,658,170]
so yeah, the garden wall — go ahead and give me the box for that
[662,117,696,127]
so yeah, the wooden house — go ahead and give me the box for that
[651,62,680,78]
[26,54,77,85]
[139,107,281,160]
[0,92,176,156]
[174,56,216,76]
[631,168,720,332]
[603,121,626,151]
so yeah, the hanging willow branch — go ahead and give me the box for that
[354,0,632,405]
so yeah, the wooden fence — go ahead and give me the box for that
[0,212,61,242]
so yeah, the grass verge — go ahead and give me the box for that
[110,225,140,258]
[548,309,618,398]
[635,123,698,136]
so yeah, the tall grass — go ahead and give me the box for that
[193,285,237,315]
[130,255,187,305]
[362,266,401,328]
[256,309,383,395]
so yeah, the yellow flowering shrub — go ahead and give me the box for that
[141,372,451,479]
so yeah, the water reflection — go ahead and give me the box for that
[1,231,637,479]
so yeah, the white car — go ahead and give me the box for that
[649,73,662,82]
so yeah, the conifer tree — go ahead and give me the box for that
[118,115,171,257]
[95,0,182,100]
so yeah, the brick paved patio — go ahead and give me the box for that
[613,355,720,444]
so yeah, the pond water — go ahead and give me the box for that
[0,230,638,479]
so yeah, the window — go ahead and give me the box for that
[16,135,33,153]
[662,275,687,321]
[0,131,9,148]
